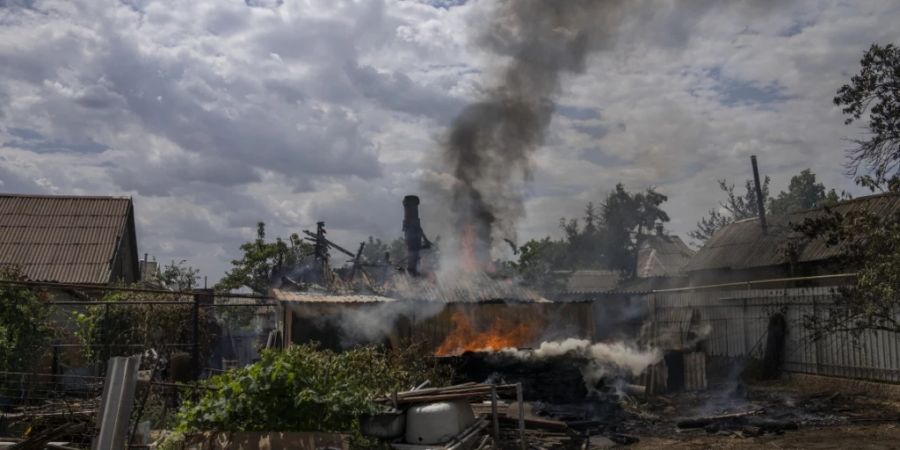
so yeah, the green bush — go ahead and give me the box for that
[171,344,451,434]
[0,268,52,371]
[71,291,214,365]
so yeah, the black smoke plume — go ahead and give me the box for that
[442,0,624,263]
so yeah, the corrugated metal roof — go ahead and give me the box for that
[564,270,621,294]
[685,193,900,272]
[271,289,397,303]
[637,234,695,277]
[273,273,552,304]
[0,194,132,284]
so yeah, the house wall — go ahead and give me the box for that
[108,204,139,284]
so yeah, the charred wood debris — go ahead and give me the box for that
[359,349,900,449]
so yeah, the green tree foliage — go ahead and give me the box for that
[360,236,406,266]
[72,291,214,365]
[159,260,200,291]
[768,169,841,216]
[690,177,770,245]
[559,203,606,270]
[170,344,451,436]
[513,184,670,284]
[834,43,900,186]
[509,237,569,291]
[787,43,900,337]
[794,200,900,336]
[601,184,669,277]
[0,268,51,371]
[217,222,313,294]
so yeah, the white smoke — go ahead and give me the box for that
[504,338,662,389]
[282,300,447,348]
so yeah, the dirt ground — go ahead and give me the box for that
[619,381,900,450]
[629,423,900,449]
[505,379,900,450]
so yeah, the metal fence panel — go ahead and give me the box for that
[648,286,900,384]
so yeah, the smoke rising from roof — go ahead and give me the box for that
[434,0,794,262]
[439,0,626,257]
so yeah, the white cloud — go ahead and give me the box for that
[0,0,897,280]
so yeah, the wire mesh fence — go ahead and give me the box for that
[0,371,104,447]
[0,282,280,447]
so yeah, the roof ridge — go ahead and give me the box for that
[0,193,132,200]
[787,191,900,215]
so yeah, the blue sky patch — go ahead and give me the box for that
[706,67,792,108]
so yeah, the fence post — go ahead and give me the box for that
[102,302,111,375]
[192,289,215,380]
[192,293,200,380]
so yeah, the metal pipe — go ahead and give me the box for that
[751,155,768,235]
[652,273,857,293]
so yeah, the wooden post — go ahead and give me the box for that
[517,383,526,450]
[191,293,200,380]
[491,384,500,445]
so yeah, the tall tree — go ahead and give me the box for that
[787,43,900,337]
[690,177,770,245]
[159,260,201,291]
[768,169,841,216]
[559,203,606,270]
[217,222,313,294]
[510,237,570,291]
[601,183,669,278]
[834,43,900,188]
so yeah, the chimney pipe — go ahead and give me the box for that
[403,195,423,276]
[751,155,768,235]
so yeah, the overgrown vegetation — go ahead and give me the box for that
[795,204,900,336]
[690,169,843,245]
[72,291,214,367]
[511,183,670,287]
[166,344,450,439]
[792,43,900,337]
[158,260,201,291]
[0,268,52,372]
[689,177,770,245]
[834,43,900,185]
[217,222,313,295]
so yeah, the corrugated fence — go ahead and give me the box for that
[648,286,900,384]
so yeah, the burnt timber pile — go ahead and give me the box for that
[441,351,589,404]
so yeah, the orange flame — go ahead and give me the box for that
[435,311,538,356]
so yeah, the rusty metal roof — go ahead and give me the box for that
[0,194,133,284]
[685,193,900,272]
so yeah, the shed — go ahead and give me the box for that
[0,194,140,285]
[273,288,596,353]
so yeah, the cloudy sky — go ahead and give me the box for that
[1,0,898,282]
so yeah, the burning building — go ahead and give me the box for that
[273,194,603,358]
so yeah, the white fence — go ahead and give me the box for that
[648,286,900,384]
